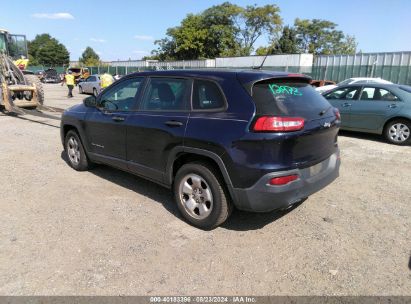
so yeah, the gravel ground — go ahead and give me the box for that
[0,83,410,295]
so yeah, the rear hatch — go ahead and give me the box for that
[249,77,340,169]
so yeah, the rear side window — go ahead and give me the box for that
[140,77,190,111]
[192,80,225,110]
[252,79,331,118]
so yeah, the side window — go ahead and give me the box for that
[360,87,400,101]
[99,77,143,111]
[360,87,375,100]
[192,80,225,110]
[324,87,359,100]
[379,89,399,101]
[140,77,189,111]
[87,76,96,82]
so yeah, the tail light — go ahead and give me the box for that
[269,174,299,186]
[334,108,341,120]
[253,116,305,132]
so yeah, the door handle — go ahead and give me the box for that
[165,120,183,127]
[112,116,125,122]
[342,102,351,107]
[388,104,397,108]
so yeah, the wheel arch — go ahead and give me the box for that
[166,147,236,201]
[383,116,411,133]
[61,122,89,151]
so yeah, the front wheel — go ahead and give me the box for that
[79,85,83,94]
[384,119,411,145]
[174,162,231,229]
[93,88,98,97]
[64,130,91,171]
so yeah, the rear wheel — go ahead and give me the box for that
[24,74,44,107]
[64,130,91,171]
[174,162,231,229]
[93,88,98,96]
[79,85,83,94]
[384,119,411,145]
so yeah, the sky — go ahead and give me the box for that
[1,0,411,61]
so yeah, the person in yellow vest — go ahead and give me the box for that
[100,72,114,90]
[61,70,75,98]
[14,56,29,70]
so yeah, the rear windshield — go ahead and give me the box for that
[252,79,331,118]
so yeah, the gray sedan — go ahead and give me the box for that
[79,75,101,96]
[323,83,411,145]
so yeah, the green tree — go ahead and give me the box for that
[294,18,357,55]
[234,4,282,55]
[79,47,100,66]
[28,34,69,66]
[200,2,242,57]
[255,25,299,55]
[151,2,282,59]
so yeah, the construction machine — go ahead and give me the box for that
[0,29,44,113]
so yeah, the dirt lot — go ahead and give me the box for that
[0,83,410,295]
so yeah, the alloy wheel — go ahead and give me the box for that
[178,174,213,219]
[388,123,410,143]
[67,136,81,165]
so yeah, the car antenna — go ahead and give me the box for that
[253,44,275,70]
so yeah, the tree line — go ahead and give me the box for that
[146,2,357,60]
[28,34,100,67]
[27,2,357,66]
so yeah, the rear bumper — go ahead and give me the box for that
[232,150,340,212]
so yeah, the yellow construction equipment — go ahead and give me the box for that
[0,29,44,113]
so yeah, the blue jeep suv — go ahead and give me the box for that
[61,70,341,229]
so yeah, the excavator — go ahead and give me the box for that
[0,29,44,113]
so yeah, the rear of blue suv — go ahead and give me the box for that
[61,70,340,229]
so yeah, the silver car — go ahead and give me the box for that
[79,74,101,96]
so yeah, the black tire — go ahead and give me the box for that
[64,130,91,171]
[79,85,83,94]
[384,119,411,145]
[173,162,231,229]
[24,74,44,106]
[93,88,98,97]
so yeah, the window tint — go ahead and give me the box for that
[360,87,399,101]
[192,80,225,110]
[324,87,359,100]
[360,87,375,100]
[140,77,189,111]
[252,79,331,120]
[379,89,399,101]
[99,77,143,111]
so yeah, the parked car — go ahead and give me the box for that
[41,68,61,83]
[316,77,392,93]
[78,74,101,96]
[61,70,341,229]
[323,83,411,145]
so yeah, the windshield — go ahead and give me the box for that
[0,34,6,53]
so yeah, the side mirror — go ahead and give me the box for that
[83,96,97,107]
